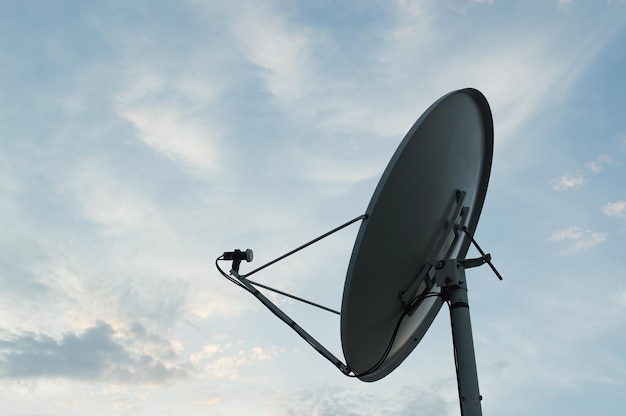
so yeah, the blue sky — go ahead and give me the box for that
[1,0,625,415]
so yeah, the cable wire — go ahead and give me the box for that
[219,253,443,379]
[347,291,443,378]
[216,256,248,291]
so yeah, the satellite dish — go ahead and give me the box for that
[341,88,493,381]
[217,88,499,416]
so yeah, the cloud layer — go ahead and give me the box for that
[0,322,186,383]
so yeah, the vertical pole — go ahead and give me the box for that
[446,281,483,416]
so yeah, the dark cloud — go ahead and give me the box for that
[0,321,187,383]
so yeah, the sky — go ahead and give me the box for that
[1,0,625,415]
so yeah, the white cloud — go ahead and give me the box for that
[587,154,614,173]
[121,105,220,176]
[229,1,432,142]
[71,167,160,235]
[190,344,221,364]
[557,0,572,10]
[549,154,614,193]
[190,395,222,407]
[301,154,384,186]
[549,227,584,241]
[602,201,626,217]
[234,4,315,102]
[115,69,223,179]
[549,227,607,254]
[569,232,607,252]
[205,344,281,380]
[550,173,585,191]
[382,1,617,148]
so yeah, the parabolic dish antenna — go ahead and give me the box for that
[341,88,493,381]
[217,88,500,416]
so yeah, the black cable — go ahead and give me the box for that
[215,256,248,291]
[347,291,443,378]
[219,252,443,379]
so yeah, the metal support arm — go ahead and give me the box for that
[230,269,351,375]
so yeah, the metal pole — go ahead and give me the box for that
[446,280,483,416]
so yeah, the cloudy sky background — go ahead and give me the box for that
[1,0,625,415]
